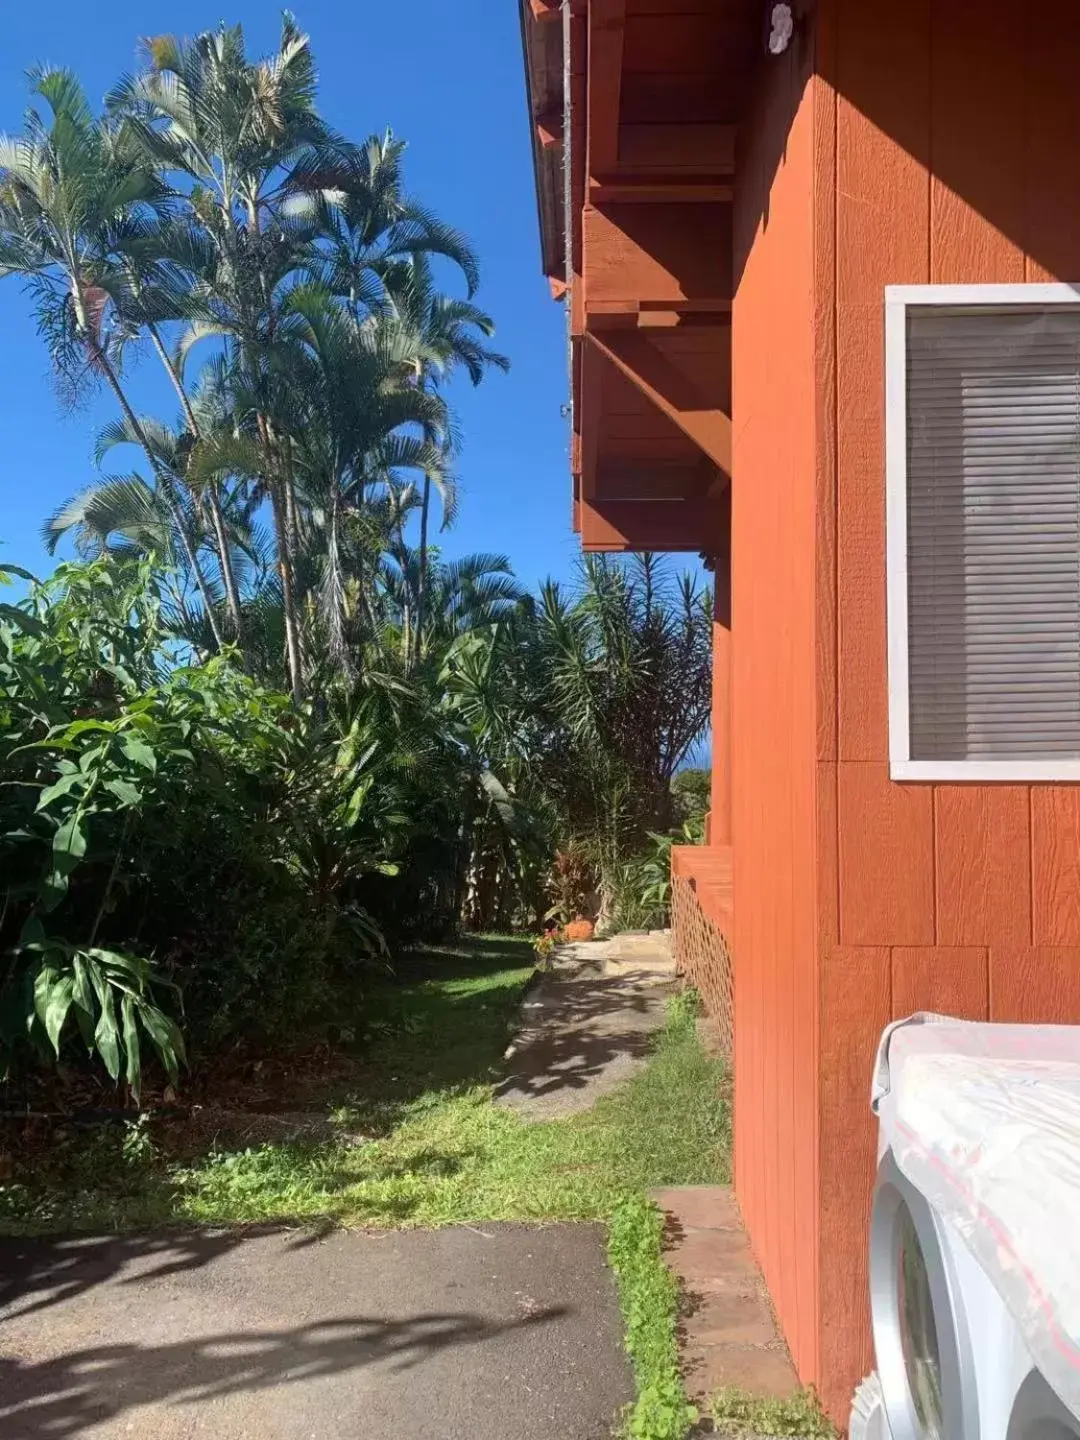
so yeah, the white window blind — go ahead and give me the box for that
[887,287,1080,780]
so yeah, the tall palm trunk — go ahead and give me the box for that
[413,385,438,670]
[392,495,412,668]
[324,473,353,677]
[269,481,304,703]
[415,471,431,668]
[88,335,226,650]
[255,412,303,702]
[146,324,244,638]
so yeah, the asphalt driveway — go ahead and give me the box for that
[0,1222,632,1439]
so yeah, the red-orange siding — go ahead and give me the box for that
[803,0,1080,1418]
[730,39,820,1381]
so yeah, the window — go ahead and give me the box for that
[886,284,1080,781]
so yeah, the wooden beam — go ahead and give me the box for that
[593,461,715,502]
[617,123,736,175]
[590,178,735,205]
[579,495,725,553]
[528,0,560,21]
[583,201,732,312]
[587,329,732,474]
[585,299,732,329]
[587,0,626,179]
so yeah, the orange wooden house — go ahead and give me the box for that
[521,0,1080,1422]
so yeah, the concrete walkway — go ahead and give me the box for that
[495,933,677,1118]
[0,1223,632,1439]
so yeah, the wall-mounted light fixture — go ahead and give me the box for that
[767,2,795,54]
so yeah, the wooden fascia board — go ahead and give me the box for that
[587,0,626,181]
[519,0,565,279]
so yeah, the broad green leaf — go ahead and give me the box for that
[52,813,87,869]
[0,604,44,637]
[121,736,157,772]
[84,957,126,1079]
[36,771,85,810]
[73,1004,96,1050]
[58,719,115,738]
[0,563,36,585]
[43,975,75,1055]
[87,948,149,984]
[138,1003,185,1082]
[71,953,94,1014]
[33,963,60,1028]
[105,777,141,807]
[92,982,121,1081]
[120,993,141,1097]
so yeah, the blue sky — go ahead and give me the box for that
[0,1,581,591]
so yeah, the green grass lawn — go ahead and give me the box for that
[0,935,731,1235]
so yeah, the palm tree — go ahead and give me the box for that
[382,255,509,664]
[533,555,714,917]
[108,18,341,697]
[107,228,246,637]
[314,131,482,314]
[42,474,174,561]
[0,67,227,647]
[274,285,450,672]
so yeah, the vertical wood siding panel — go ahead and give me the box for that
[990,949,1080,1023]
[732,36,818,1373]
[817,946,890,1421]
[929,0,1026,286]
[1032,791,1080,945]
[814,38,838,768]
[1023,0,1080,976]
[935,788,1032,947]
[835,0,930,762]
[838,763,934,946]
[817,763,839,951]
[925,0,1030,972]
[1025,0,1080,283]
[891,948,989,1021]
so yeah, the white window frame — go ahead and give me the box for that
[885,282,1080,782]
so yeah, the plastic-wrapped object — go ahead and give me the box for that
[849,1373,891,1440]
[873,1016,1080,1420]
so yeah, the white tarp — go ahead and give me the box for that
[872,1015,1080,1417]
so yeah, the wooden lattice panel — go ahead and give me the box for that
[671,874,733,1057]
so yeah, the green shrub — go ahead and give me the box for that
[0,559,399,1092]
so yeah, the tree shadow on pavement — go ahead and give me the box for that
[494,973,672,1114]
[0,1306,568,1440]
[0,1224,329,1324]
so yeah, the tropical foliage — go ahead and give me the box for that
[0,18,712,1097]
